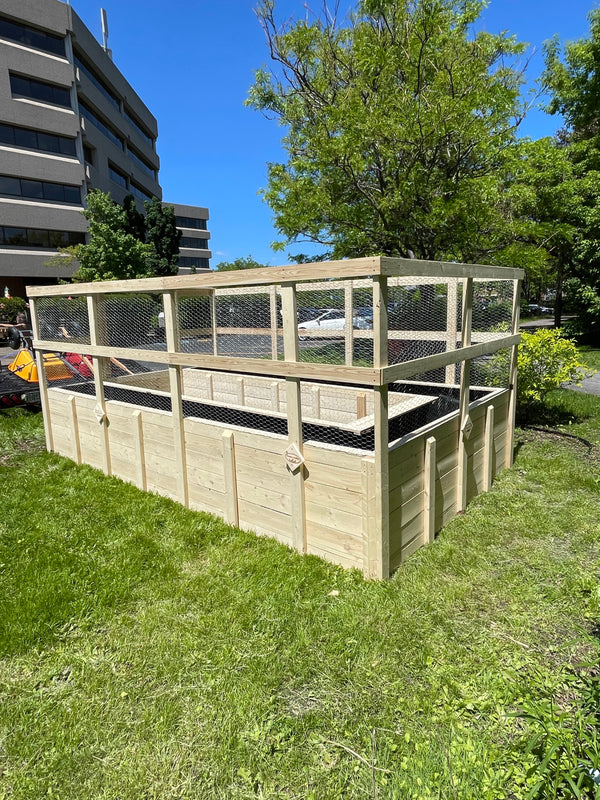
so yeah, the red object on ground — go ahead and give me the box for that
[64,352,93,377]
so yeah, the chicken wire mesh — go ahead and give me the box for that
[102,293,163,349]
[36,295,90,345]
[387,280,450,368]
[295,280,374,367]
[210,286,282,360]
[471,347,511,390]
[472,280,514,336]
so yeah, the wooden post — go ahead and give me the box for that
[210,291,218,356]
[132,410,147,491]
[344,279,354,367]
[483,404,495,492]
[222,430,239,526]
[371,275,390,579]
[423,436,437,545]
[361,457,376,573]
[163,291,189,507]
[457,277,473,512]
[506,279,521,468]
[270,285,279,360]
[356,391,367,420]
[445,279,458,384]
[87,294,111,476]
[69,395,82,464]
[28,297,53,452]
[281,282,306,554]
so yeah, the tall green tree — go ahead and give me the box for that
[122,194,146,242]
[543,10,600,339]
[143,198,182,277]
[247,0,528,261]
[63,190,152,282]
[214,256,268,271]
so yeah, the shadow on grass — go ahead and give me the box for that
[516,387,600,428]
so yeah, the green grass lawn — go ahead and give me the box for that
[0,387,599,799]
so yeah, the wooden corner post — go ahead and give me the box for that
[163,291,189,508]
[29,297,53,452]
[370,275,390,579]
[506,279,521,468]
[457,277,473,513]
[280,282,306,554]
[87,294,111,476]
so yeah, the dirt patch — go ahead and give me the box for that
[0,436,45,465]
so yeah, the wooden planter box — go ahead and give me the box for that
[28,256,522,578]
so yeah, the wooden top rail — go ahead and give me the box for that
[26,256,524,297]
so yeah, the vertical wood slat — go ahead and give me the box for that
[132,410,147,491]
[356,391,367,420]
[280,283,306,554]
[361,457,376,574]
[423,436,437,545]
[87,294,111,476]
[506,279,522,468]
[371,276,390,579]
[210,292,218,356]
[445,278,459,384]
[28,297,53,452]
[68,395,82,464]
[483,404,495,492]
[457,277,473,513]
[222,430,239,526]
[270,285,279,360]
[163,291,189,507]
[344,279,354,367]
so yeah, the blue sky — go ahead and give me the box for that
[69,0,599,266]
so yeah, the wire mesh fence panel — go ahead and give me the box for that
[387,281,449,367]
[472,280,514,335]
[470,347,511,390]
[102,358,172,412]
[295,280,369,366]
[213,287,278,360]
[176,293,213,355]
[102,292,163,350]
[36,295,90,345]
[298,379,375,451]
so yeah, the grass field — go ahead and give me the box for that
[0,376,599,799]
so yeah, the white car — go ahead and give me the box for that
[298,309,372,338]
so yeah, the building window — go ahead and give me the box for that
[130,182,153,203]
[80,102,124,150]
[178,257,210,269]
[10,73,71,108]
[0,226,85,248]
[0,123,77,157]
[0,174,81,204]
[180,236,209,249]
[175,215,207,230]
[74,53,120,111]
[0,15,66,58]
[108,164,128,189]
[123,107,154,149]
[126,146,155,181]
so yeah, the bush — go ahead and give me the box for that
[0,296,26,323]
[485,329,590,419]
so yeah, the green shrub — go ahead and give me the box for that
[486,329,591,419]
[517,329,590,409]
[0,296,26,323]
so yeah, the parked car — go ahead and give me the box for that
[297,308,372,338]
[527,304,553,316]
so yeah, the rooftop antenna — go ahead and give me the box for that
[100,8,112,59]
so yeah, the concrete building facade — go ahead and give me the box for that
[0,0,210,298]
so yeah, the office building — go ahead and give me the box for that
[0,0,210,297]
